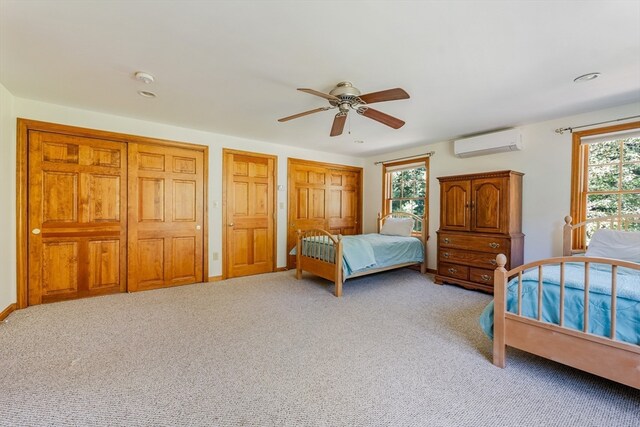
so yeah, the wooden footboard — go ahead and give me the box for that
[296,229,344,296]
[493,254,640,389]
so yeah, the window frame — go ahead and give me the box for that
[570,121,640,250]
[381,156,430,224]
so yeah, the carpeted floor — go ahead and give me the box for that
[1,269,638,427]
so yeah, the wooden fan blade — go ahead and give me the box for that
[298,88,340,101]
[358,107,405,129]
[358,88,410,104]
[330,113,347,137]
[278,107,329,122]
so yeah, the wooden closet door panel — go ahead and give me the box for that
[128,143,204,291]
[440,180,471,231]
[472,177,507,233]
[287,160,362,269]
[327,171,359,235]
[224,152,275,278]
[28,131,126,305]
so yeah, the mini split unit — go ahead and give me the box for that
[454,128,523,158]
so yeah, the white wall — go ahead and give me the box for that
[9,97,364,288]
[364,102,640,270]
[3,95,639,309]
[0,83,17,311]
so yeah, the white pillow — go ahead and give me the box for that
[585,229,640,263]
[380,217,414,237]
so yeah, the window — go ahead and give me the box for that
[382,157,429,232]
[570,122,640,248]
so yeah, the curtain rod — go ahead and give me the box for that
[554,115,640,134]
[374,151,435,165]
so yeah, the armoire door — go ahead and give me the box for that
[471,177,507,234]
[287,159,362,269]
[223,150,276,278]
[127,143,205,291]
[27,131,127,305]
[440,180,471,232]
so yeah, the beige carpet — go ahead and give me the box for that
[1,269,638,426]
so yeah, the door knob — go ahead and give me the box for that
[32,228,41,235]
[228,223,234,227]
[196,225,201,230]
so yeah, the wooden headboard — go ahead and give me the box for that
[562,214,640,256]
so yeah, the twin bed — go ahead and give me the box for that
[483,215,640,389]
[294,212,427,297]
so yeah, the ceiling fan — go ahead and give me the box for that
[278,81,410,137]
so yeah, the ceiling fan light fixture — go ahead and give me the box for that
[573,72,600,82]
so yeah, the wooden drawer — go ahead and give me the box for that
[438,262,469,280]
[439,233,509,254]
[470,267,494,286]
[439,248,500,269]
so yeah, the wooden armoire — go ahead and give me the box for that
[435,170,524,293]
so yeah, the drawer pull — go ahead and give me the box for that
[490,259,497,266]
[481,274,491,281]
[489,242,500,249]
[443,252,450,258]
[443,238,450,244]
[448,268,457,274]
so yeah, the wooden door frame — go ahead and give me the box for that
[16,118,209,309]
[286,158,363,269]
[221,148,278,279]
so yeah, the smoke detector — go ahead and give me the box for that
[134,71,155,84]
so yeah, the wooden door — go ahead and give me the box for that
[27,131,127,305]
[128,143,204,291]
[287,159,362,269]
[326,169,360,235]
[471,177,507,233]
[440,180,471,231]
[223,150,276,278]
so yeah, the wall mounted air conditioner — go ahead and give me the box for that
[453,128,523,158]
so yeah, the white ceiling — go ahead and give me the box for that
[1,0,639,156]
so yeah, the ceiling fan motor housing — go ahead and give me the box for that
[329,82,363,109]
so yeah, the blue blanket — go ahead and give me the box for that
[479,263,640,344]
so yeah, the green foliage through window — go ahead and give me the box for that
[384,162,428,232]
[584,136,640,238]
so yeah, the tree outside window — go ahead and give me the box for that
[571,123,640,247]
[383,158,429,232]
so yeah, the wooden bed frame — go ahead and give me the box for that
[295,212,428,297]
[492,215,640,389]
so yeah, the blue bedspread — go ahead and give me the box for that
[293,233,424,279]
[479,263,640,345]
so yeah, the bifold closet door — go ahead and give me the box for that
[27,131,127,305]
[128,143,204,291]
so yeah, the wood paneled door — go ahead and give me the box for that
[128,143,205,291]
[223,149,276,278]
[18,119,208,308]
[27,131,127,305]
[287,158,362,269]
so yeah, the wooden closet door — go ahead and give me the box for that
[223,150,275,278]
[27,131,127,305]
[440,180,471,231]
[128,143,204,291]
[287,159,362,269]
[326,169,359,235]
